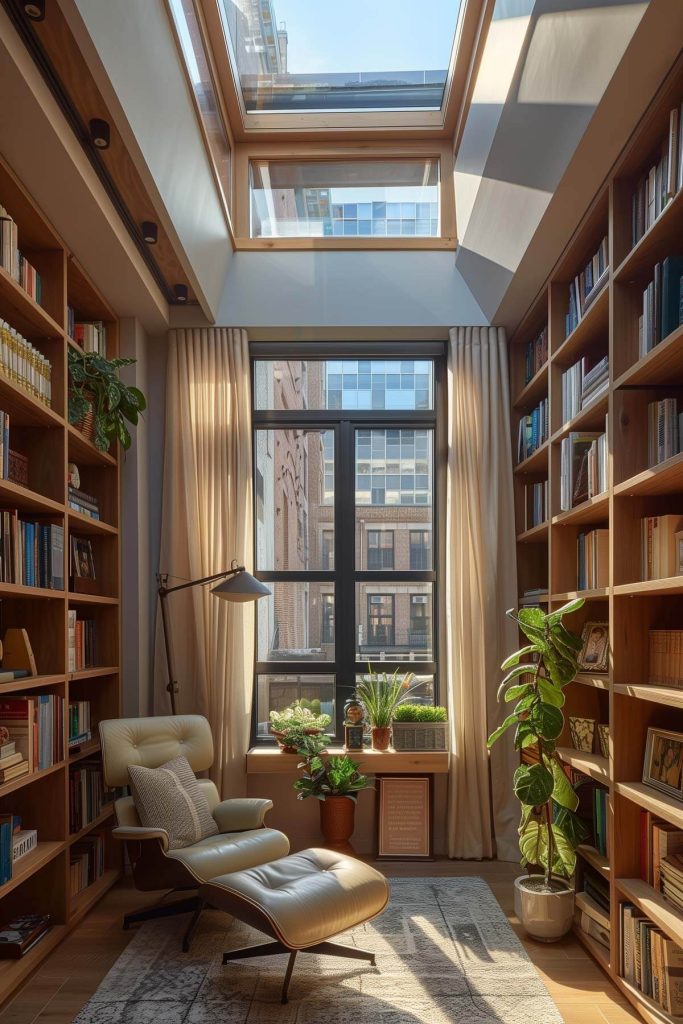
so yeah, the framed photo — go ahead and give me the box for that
[643,727,683,801]
[71,537,95,580]
[578,621,609,673]
[376,774,432,860]
[675,530,683,575]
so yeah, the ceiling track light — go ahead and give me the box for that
[23,0,45,20]
[174,284,188,303]
[142,221,158,244]
[89,118,110,149]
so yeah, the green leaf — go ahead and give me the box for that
[499,664,537,690]
[550,760,578,811]
[546,598,585,623]
[518,607,547,629]
[518,820,577,878]
[501,645,539,671]
[504,683,532,703]
[537,676,565,708]
[487,712,519,747]
[514,722,538,749]
[553,806,591,847]
[513,763,554,805]
[529,702,564,740]
[549,824,577,877]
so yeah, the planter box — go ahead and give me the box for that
[392,721,448,752]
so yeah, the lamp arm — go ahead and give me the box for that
[157,564,245,597]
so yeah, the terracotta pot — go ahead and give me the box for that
[371,726,392,751]
[319,795,356,852]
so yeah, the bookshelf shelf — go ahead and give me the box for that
[551,392,609,444]
[556,746,609,782]
[551,492,609,527]
[516,522,548,544]
[617,878,683,950]
[613,684,683,707]
[551,588,609,602]
[614,452,683,497]
[68,805,115,845]
[513,364,548,411]
[0,154,121,1003]
[615,782,683,832]
[615,323,683,389]
[514,440,549,476]
[616,977,675,1024]
[613,577,683,597]
[573,923,611,972]
[578,843,610,878]
[552,282,609,366]
[614,187,683,283]
[575,673,610,690]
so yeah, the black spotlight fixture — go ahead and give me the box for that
[142,221,158,245]
[174,284,188,303]
[89,118,110,150]
[24,0,45,20]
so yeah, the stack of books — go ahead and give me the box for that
[0,913,49,959]
[640,514,683,580]
[524,326,548,385]
[67,611,96,671]
[577,528,609,590]
[661,855,683,914]
[560,428,607,510]
[69,760,106,833]
[561,355,609,422]
[517,398,548,463]
[0,695,64,777]
[622,902,683,1015]
[70,832,105,897]
[648,397,683,465]
[524,481,547,530]
[73,321,106,356]
[12,825,37,868]
[649,631,683,687]
[0,514,63,589]
[68,700,91,749]
[0,205,42,305]
[565,236,609,336]
[576,890,609,950]
[67,485,100,520]
[0,320,52,406]
[631,103,683,247]
[639,257,683,357]
[518,588,548,608]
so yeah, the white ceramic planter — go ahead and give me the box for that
[513,875,574,942]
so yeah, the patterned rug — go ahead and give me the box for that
[74,877,563,1023]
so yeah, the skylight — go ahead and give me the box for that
[219,0,463,114]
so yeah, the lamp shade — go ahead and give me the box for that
[211,570,271,603]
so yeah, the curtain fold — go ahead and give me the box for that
[154,328,253,799]
[446,326,519,861]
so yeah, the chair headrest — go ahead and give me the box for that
[98,715,213,787]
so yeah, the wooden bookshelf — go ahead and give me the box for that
[0,154,121,1004]
[510,53,683,1024]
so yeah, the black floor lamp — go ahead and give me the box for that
[158,560,271,715]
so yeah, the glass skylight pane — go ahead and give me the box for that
[219,0,462,113]
[250,159,439,238]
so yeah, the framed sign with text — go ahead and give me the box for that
[376,774,433,860]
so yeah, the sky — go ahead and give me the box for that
[272,0,462,75]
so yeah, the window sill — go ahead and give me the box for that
[236,237,457,252]
[246,746,449,774]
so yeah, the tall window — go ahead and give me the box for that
[252,346,443,740]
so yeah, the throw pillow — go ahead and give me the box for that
[128,755,219,850]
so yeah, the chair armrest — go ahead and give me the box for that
[112,825,169,852]
[213,798,273,833]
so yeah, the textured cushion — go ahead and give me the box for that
[128,755,219,850]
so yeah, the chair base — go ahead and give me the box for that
[123,892,202,951]
[221,939,377,1004]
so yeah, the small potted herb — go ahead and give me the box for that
[391,704,448,751]
[355,667,415,750]
[68,348,146,452]
[294,734,371,851]
[269,700,331,753]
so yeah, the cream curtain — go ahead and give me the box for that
[154,327,253,799]
[446,326,519,861]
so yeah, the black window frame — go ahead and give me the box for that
[366,529,395,570]
[366,592,395,647]
[250,341,446,744]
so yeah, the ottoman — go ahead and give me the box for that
[196,847,389,1003]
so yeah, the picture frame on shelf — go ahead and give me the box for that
[69,536,98,594]
[578,621,609,672]
[597,724,610,760]
[643,727,683,802]
[569,716,596,753]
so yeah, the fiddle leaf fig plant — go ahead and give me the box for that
[68,348,146,452]
[488,599,590,887]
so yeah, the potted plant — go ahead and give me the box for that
[355,667,415,750]
[392,704,448,751]
[68,348,146,452]
[294,734,371,851]
[269,700,331,753]
[488,598,590,942]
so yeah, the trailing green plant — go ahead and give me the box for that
[392,704,447,723]
[68,348,146,452]
[355,666,416,727]
[487,599,591,888]
[269,699,331,735]
[293,734,371,802]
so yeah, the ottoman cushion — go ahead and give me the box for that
[200,847,389,950]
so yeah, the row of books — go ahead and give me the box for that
[0,815,37,887]
[576,889,609,951]
[631,102,683,247]
[640,514,682,580]
[71,321,107,356]
[577,528,608,591]
[0,695,64,779]
[0,320,52,407]
[68,700,91,748]
[639,256,683,358]
[561,354,609,423]
[622,902,683,1016]
[0,514,63,589]
[592,785,608,857]
[0,206,42,306]
[561,764,608,856]
[559,427,607,511]
[68,485,100,521]
[523,481,547,531]
[70,832,105,898]
[67,611,96,671]
[648,397,683,467]
[517,399,548,463]
[649,631,683,688]
[523,326,548,386]
[69,760,107,833]
[565,235,608,336]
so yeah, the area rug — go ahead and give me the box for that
[74,877,564,1023]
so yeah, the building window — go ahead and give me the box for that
[410,530,432,570]
[367,530,394,570]
[252,347,442,740]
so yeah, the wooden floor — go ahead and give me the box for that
[0,861,639,1024]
